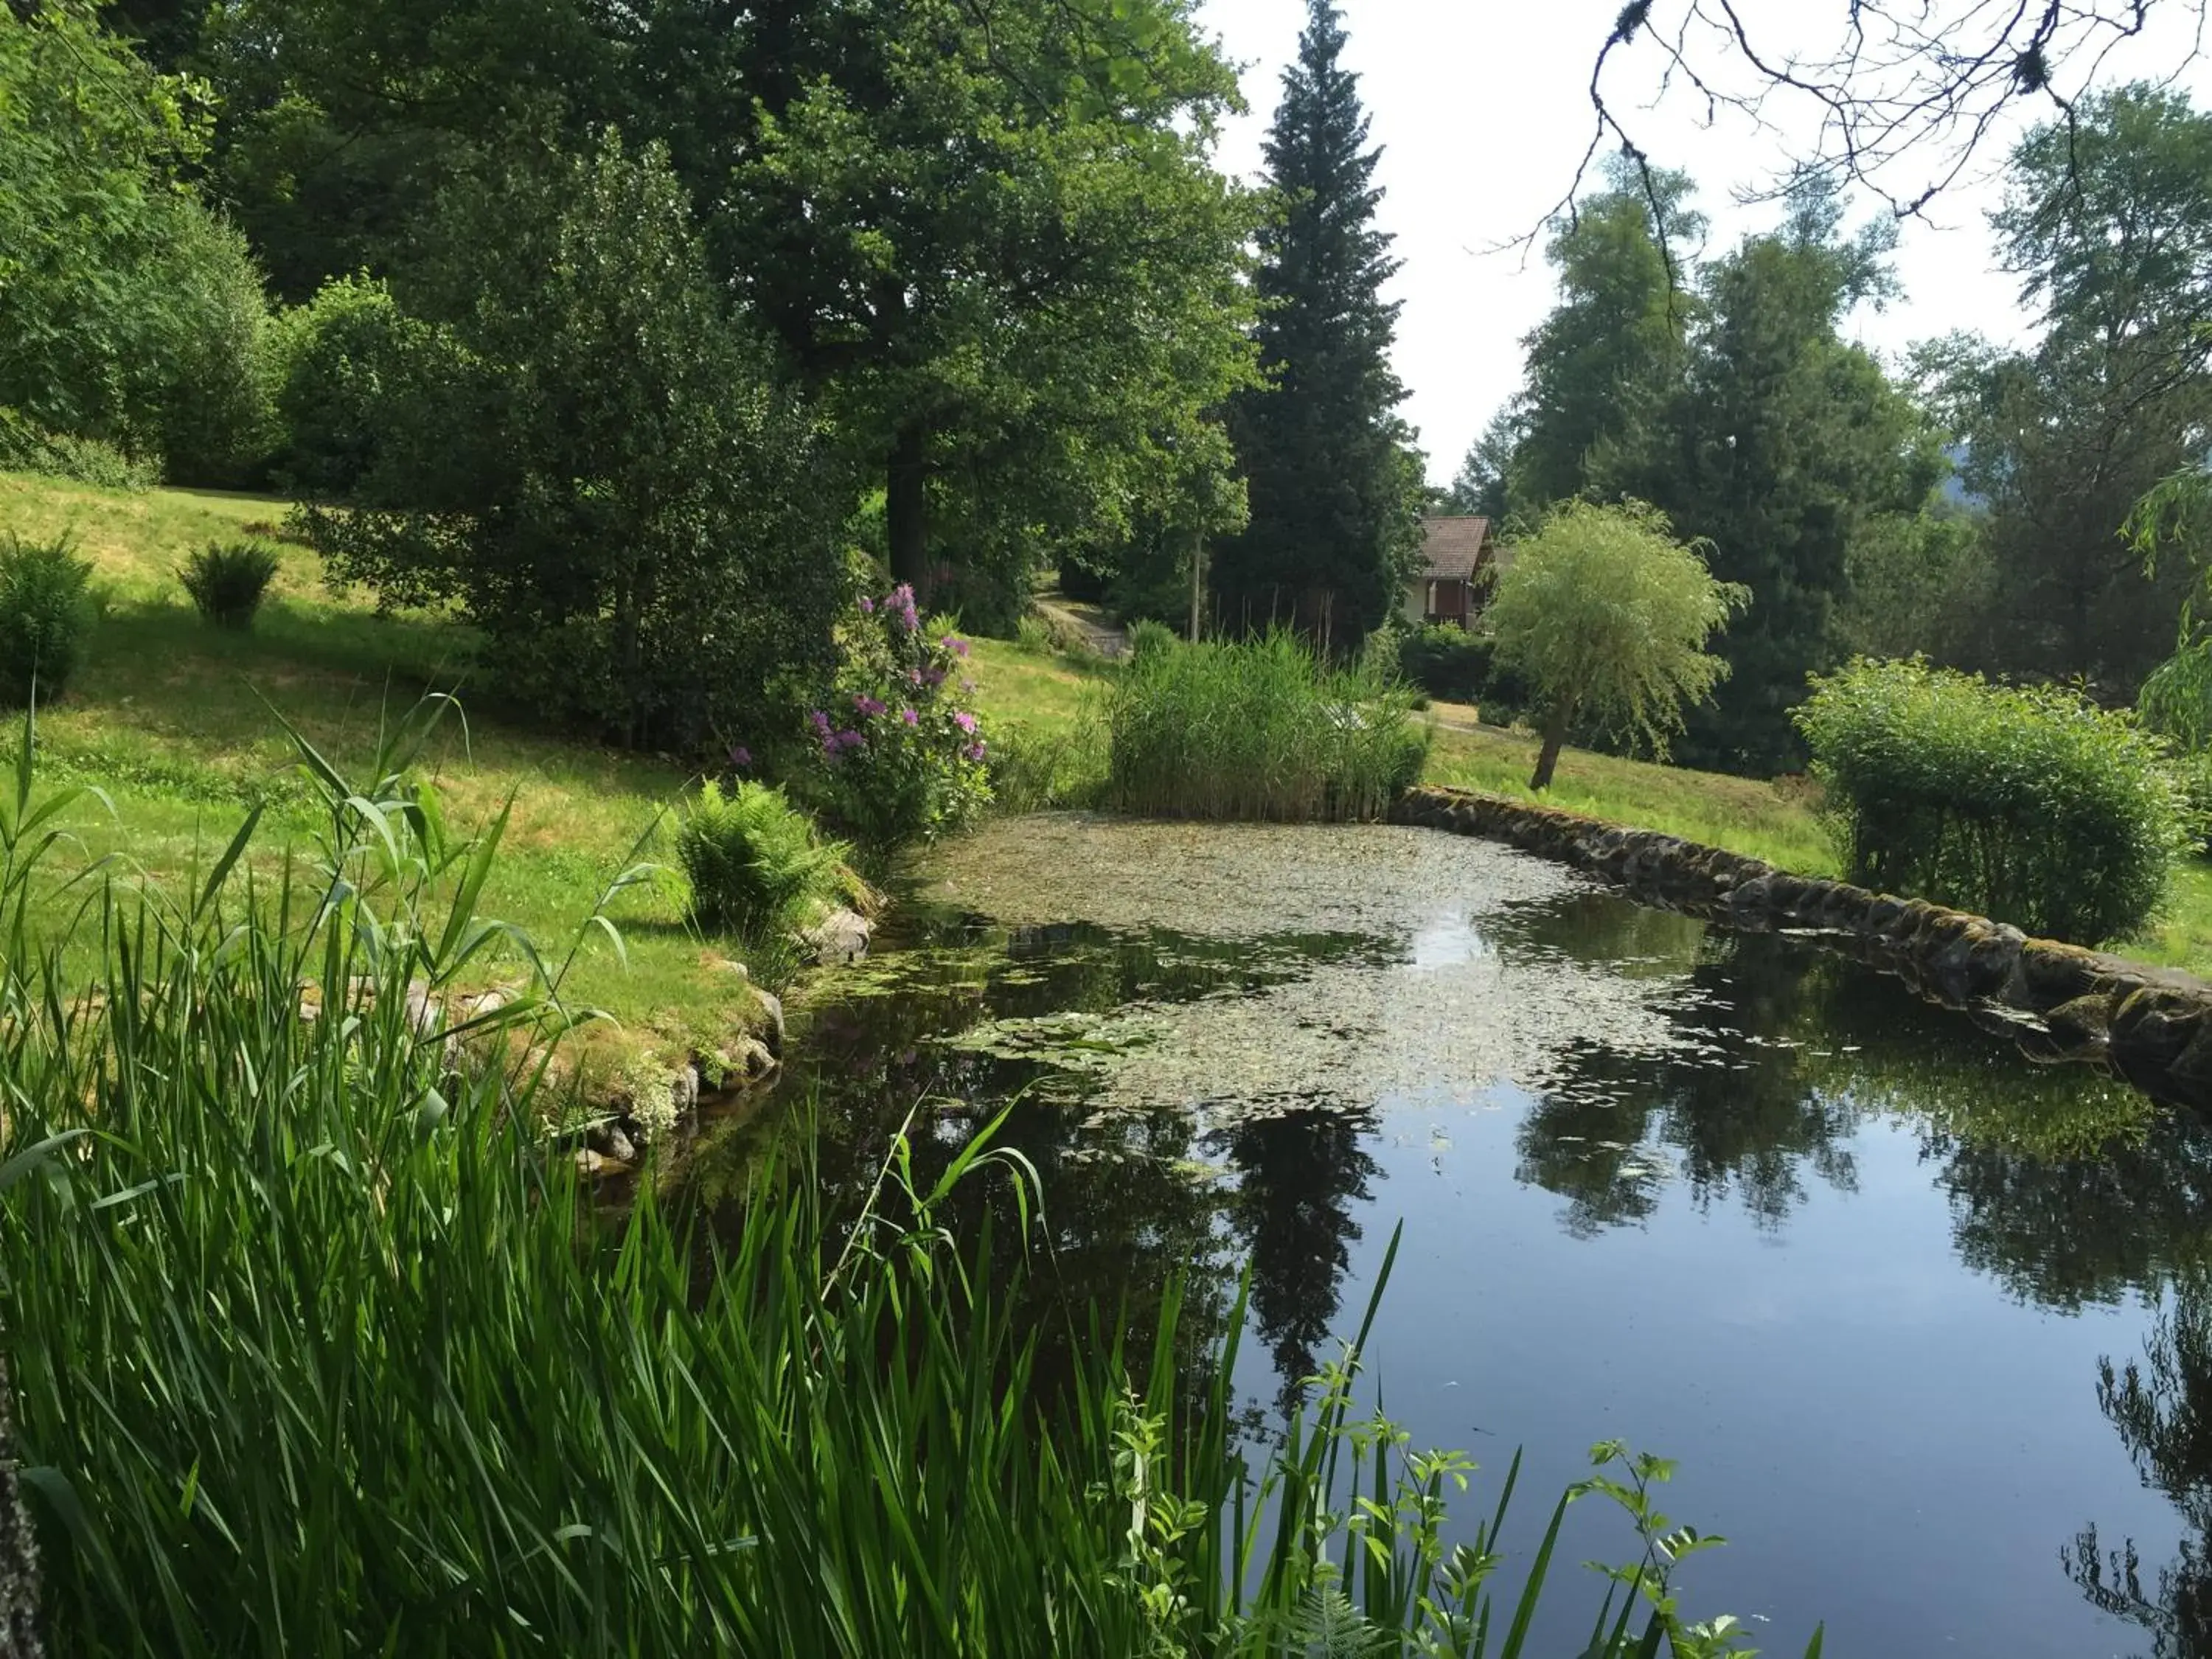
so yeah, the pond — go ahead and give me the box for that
[681,813,2212,1658]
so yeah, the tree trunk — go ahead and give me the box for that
[887,420,929,594]
[1530,703,1571,791]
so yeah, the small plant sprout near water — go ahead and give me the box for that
[180,538,282,630]
[677,776,859,939]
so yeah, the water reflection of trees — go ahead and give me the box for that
[1499,919,2212,1312]
[1211,1105,1382,1395]
[2070,1287,2212,1659]
[1512,932,1863,1236]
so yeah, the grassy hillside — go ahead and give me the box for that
[0,474,758,1071]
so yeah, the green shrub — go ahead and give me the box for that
[0,702,1810,1657]
[1398,624,1492,702]
[1015,613,1059,654]
[179,540,283,630]
[1104,629,1429,821]
[300,140,846,754]
[678,778,856,936]
[0,532,94,706]
[1796,657,2188,943]
[1124,616,1179,661]
[0,408,159,490]
[268,274,427,498]
[153,208,282,488]
[807,585,993,849]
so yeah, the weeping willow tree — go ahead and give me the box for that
[2128,467,2212,748]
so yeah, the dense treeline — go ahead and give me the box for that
[1455,87,2212,776]
[2,0,1271,749]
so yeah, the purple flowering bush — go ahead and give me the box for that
[807,583,991,847]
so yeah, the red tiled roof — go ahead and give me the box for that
[1417,515,1491,583]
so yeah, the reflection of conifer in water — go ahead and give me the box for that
[2070,1288,2212,1658]
[1216,1105,1380,1399]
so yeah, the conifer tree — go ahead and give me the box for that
[1216,0,1420,649]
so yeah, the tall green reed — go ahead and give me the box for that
[0,695,1812,1656]
[1104,630,1430,822]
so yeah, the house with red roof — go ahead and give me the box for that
[1402,515,1502,629]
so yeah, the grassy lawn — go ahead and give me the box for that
[0,473,759,1070]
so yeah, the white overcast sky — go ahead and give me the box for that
[1193,0,2212,483]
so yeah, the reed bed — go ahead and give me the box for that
[0,698,1807,1657]
[1104,631,1429,822]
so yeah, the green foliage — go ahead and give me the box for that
[677,778,855,938]
[1215,1,1422,653]
[179,540,282,631]
[0,700,1806,1657]
[302,134,846,754]
[695,0,1262,602]
[1922,87,2212,694]
[0,2,274,481]
[1398,625,1494,703]
[0,534,95,707]
[268,275,430,497]
[1797,658,2188,943]
[0,410,159,490]
[805,586,992,849]
[1650,185,1940,773]
[1125,618,1180,661]
[1510,156,1702,515]
[1489,501,1747,790]
[1104,630,1427,821]
[984,722,1110,815]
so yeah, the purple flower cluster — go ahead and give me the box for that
[853,692,886,717]
[877,584,919,633]
[953,709,977,734]
[964,741,987,762]
[810,708,866,757]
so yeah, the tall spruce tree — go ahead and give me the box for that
[1215,0,1419,649]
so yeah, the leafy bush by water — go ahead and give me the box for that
[1796,658,2187,943]
[179,540,282,630]
[1104,630,1428,821]
[0,534,94,707]
[678,776,858,936]
[0,700,1815,1658]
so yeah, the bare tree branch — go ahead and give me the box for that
[1545,0,2206,231]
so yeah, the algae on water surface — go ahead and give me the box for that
[891,813,1729,1123]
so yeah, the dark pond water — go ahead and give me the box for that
[682,815,2212,1658]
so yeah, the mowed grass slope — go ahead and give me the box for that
[964,626,2212,978]
[0,473,758,1062]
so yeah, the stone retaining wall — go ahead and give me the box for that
[1393,784,2212,1110]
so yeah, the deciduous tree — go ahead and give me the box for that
[1487,499,1746,791]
